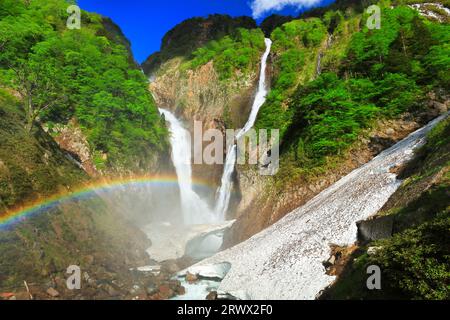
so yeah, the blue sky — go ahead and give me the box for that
[77,0,334,63]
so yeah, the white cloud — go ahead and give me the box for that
[250,0,323,18]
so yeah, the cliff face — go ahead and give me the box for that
[145,15,266,185]
[150,59,258,130]
[150,58,260,184]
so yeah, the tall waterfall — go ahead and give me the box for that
[159,108,214,225]
[214,38,272,220]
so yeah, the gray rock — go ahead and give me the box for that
[186,272,198,283]
[206,291,218,300]
[357,216,394,242]
[146,284,158,296]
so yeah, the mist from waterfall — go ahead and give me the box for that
[214,38,272,220]
[159,108,214,225]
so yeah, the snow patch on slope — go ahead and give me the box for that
[187,114,448,300]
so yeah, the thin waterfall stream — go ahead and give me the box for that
[214,37,272,220]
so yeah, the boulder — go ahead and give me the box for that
[46,287,60,298]
[327,255,336,266]
[186,272,198,283]
[0,292,16,300]
[104,284,120,297]
[357,216,394,242]
[161,260,179,274]
[158,284,174,299]
[206,291,218,300]
[176,286,186,296]
[146,284,158,296]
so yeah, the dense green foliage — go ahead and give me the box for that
[141,14,257,75]
[257,4,449,169]
[189,28,265,80]
[372,213,449,299]
[300,0,378,19]
[0,88,86,211]
[260,14,295,37]
[256,18,328,137]
[0,0,167,168]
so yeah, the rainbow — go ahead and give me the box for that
[0,174,214,230]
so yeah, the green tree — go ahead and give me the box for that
[0,16,66,131]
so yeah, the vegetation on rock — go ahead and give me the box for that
[257,3,449,172]
[141,14,257,75]
[0,89,86,211]
[0,0,168,170]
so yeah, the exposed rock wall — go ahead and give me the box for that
[51,120,98,177]
[150,57,260,186]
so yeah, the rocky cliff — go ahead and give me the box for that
[142,15,257,75]
[144,15,266,185]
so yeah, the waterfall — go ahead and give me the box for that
[159,108,214,225]
[315,52,323,78]
[316,34,332,79]
[214,38,272,220]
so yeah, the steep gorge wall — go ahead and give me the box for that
[145,15,266,186]
[150,58,262,185]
